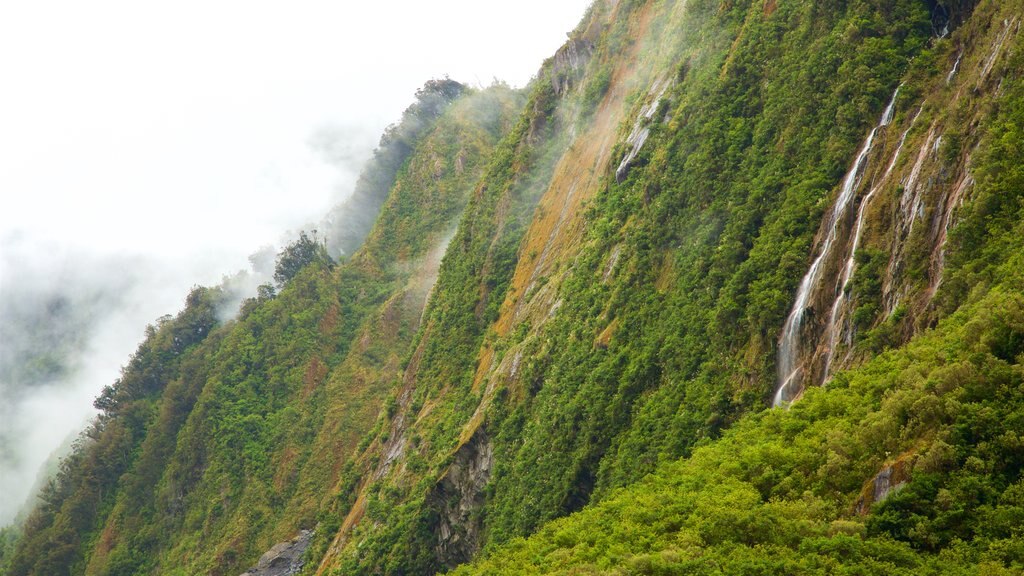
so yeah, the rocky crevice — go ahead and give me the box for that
[427,427,494,570]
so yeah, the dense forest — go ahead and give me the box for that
[4,0,1024,574]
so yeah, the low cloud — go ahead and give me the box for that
[0,0,593,527]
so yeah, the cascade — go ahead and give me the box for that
[946,51,962,85]
[900,126,937,237]
[980,19,1015,83]
[882,22,1017,314]
[615,77,671,182]
[929,156,976,295]
[881,123,938,315]
[821,108,921,377]
[774,86,901,407]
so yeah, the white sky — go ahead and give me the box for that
[0,0,592,262]
[0,0,593,523]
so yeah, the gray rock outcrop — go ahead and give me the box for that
[239,530,313,576]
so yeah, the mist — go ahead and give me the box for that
[0,235,236,522]
[0,0,593,525]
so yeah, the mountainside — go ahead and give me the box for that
[2,83,523,576]
[6,0,1024,574]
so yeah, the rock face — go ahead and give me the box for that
[855,459,913,515]
[428,428,493,570]
[239,530,313,576]
[615,77,672,183]
[548,37,595,97]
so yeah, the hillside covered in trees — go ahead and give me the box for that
[5,0,1024,574]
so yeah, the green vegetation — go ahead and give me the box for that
[324,74,573,576]
[8,0,1024,575]
[7,285,224,576]
[273,231,332,287]
[456,268,1024,574]
[451,3,1024,571]
[2,83,521,576]
[315,1,957,573]
[0,526,20,573]
[483,0,931,538]
[323,78,469,259]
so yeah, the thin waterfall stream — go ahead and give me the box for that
[774,86,902,406]
[822,107,922,378]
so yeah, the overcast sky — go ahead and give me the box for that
[0,0,593,523]
[1,0,592,260]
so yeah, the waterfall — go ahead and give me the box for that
[946,51,963,85]
[821,108,921,377]
[774,86,902,407]
[928,153,976,295]
[981,19,1014,82]
[616,77,671,182]
[878,122,938,315]
[901,127,937,236]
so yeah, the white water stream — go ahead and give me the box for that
[981,19,1016,83]
[616,77,671,182]
[821,108,921,377]
[946,51,962,85]
[774,86,902,406]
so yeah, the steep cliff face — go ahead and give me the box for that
[2,85,522,576]
[7,0,1024,574]
[427,428,492,570]
[776,1,1017,404]
[451,0,1024,571]
[314,0,975,573]
[321,79,468,259]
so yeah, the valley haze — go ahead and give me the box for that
[0,0,592,524]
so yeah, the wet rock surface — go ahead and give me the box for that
[428,428,493,570]
[240,530,313,576]
[548,37,595,97]
[856,459,913,515]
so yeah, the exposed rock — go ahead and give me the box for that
[615,77,671,183]
[855,458,914,515]
[428,428,493,570]
[239,530,313,576]
[548,38,595,97]
[934,0,981,35]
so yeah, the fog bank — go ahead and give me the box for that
[0,0,592,525]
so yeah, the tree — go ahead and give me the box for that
[274,230,332,287]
